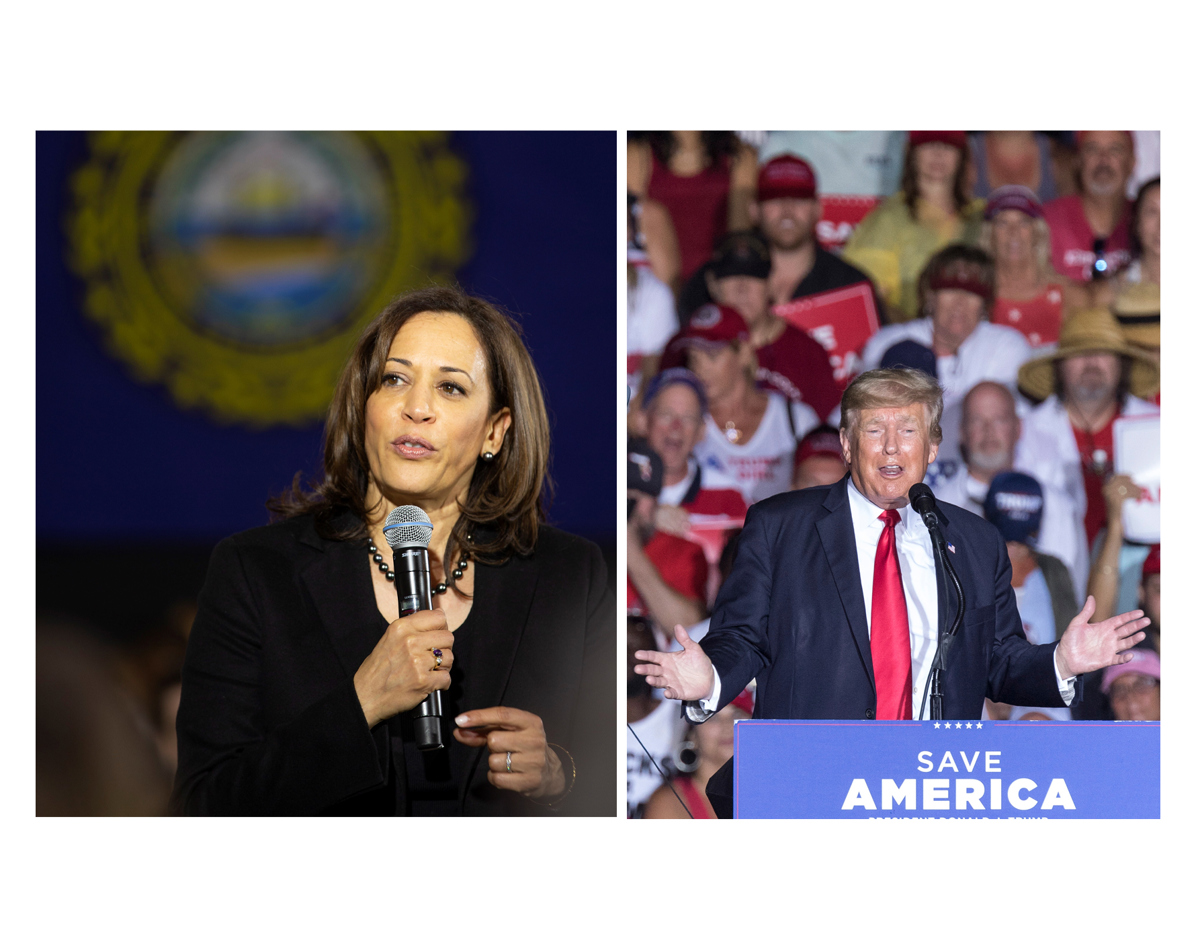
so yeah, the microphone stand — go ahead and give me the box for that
[917,510,965,722]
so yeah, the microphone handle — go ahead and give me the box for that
[393,546,444,751]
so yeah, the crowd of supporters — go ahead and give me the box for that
[626,130,1161,818]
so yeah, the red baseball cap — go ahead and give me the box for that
[757,154,818,202]
[909,131,968,150]
[985,185,1043,221]
[795,424,844,465]
[927,260,992,301]
[677,303,749,349]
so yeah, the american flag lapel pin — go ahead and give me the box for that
[947,543,956,554]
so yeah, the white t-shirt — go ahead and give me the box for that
[694,392,819,506]
[861,317,1033,465]
[627,262,677,395]
[861,317,1032,405]
[626,698,688,818]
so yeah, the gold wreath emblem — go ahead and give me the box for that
[67,131,471,426]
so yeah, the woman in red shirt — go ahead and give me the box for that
[981,185,1088,348]
[628,132,759,284]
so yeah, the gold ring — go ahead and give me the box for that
[434,652,443,669]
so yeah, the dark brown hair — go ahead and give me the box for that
[269,287,552,569]
[638,131,742,167]
[1129,176,1160,259]
[901,139,972,219]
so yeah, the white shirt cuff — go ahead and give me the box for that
[683,669,721,722]
[1052,643,1076,706]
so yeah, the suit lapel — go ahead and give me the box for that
[934,508,964,643]
[817,478,875,693]
[458,548,540,805]
[298,526,384,679]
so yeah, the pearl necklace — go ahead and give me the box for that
[368,533,472,595]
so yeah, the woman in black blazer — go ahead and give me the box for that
[172,288,615,815]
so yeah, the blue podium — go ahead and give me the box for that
[733,720,1159,819]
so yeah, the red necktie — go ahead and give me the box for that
[871,509,913,720]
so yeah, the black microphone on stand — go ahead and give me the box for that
[383,505,443,751]
[909,483,966,721]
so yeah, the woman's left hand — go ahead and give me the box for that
[453,707,565,800]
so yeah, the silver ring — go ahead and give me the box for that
[505,751,513,773]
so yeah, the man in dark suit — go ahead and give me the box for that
[634,368,1149,817]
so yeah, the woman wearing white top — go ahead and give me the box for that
[860,244,1032,462]
[677,303,819,506]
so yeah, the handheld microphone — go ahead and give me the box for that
[383,505,443,751]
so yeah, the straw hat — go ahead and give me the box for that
[1112,282,1160,349]
[1017,309,1159,401]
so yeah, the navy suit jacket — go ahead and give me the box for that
[700,475,1065,722]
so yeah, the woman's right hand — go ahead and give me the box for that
[353,609,454,728]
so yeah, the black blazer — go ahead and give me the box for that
[701,476,1064,721]
[172,513,615,816]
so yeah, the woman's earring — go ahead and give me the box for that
[482,451,495,461]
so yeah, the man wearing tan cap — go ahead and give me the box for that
[1013,309,1159,547]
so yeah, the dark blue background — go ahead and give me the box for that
[36,131,616,634]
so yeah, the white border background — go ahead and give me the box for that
[8,1,1193,920]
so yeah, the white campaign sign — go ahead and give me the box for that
[1113,414,1160,544]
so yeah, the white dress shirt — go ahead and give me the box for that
[695,477,1075,720]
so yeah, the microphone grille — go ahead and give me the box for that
[908,482,937,515]
[383,505,434,549]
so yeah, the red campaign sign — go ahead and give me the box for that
[815,195,881,251]
[773,282,880,385]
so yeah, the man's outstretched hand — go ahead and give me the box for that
[633,624,716,701]
[1056,595,1151,678]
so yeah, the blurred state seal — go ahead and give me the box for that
[68,131,471,426]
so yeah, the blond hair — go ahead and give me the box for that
[840,368,944,445]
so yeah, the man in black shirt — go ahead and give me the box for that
[677,154,882,327]
[754,154,883,319]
